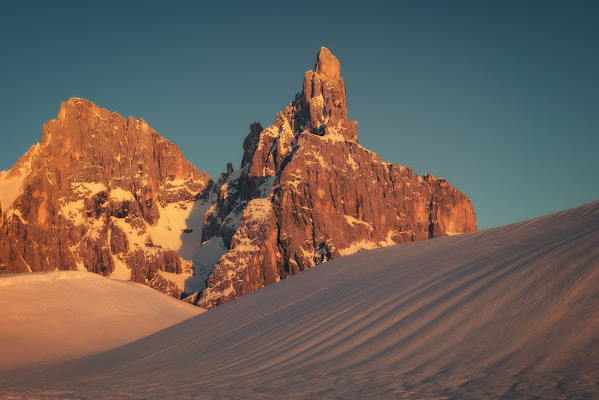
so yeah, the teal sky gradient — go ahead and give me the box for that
[1,0,597,229]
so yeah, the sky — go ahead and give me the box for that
[1,0,597,230]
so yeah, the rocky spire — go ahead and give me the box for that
[240,48,358,184]
[194,47,477,309]
[298,47,358,142]
[314,47,341,78]
[242,122,263,168]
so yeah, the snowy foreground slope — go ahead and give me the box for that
[2,201,598,399]
[0,272,203,371]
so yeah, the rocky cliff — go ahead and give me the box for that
[0,98,211,298]
[192,47,477,309]
[0,48,476,306]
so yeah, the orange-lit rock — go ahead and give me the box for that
[0,48,477,308]
[0,98,211,298]
[195,48,476,309]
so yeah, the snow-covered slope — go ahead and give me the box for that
[0,271,203,371]
[1,201,598,399]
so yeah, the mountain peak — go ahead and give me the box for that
[301,47,358,141]
[194,48,477,309]
[56,97,99,120]
[0,99,211,290]
[314,47,340,79]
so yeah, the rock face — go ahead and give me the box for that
[0,48,476,307]
[193,47,477,309]
[0,98,211,298]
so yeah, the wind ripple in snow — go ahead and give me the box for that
[1,201,599,399]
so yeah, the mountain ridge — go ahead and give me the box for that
[0,47,476,307]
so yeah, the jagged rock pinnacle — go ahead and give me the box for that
[195,47,477,309]
[314,47,340,79]
[301,47,358,142]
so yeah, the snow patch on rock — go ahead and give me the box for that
[0,169,27,212]
[109,188,134,201]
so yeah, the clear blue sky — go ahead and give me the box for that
[1,1,597,230]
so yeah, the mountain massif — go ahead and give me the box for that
[0,48,476,306]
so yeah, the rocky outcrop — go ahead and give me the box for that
[192,48,477,309]
[0,98,211,298]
